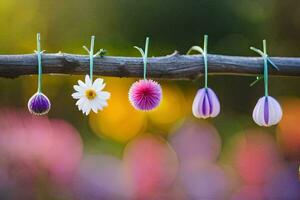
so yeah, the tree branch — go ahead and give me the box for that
[0,51,300,79]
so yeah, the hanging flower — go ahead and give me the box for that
[188,35,221,119]
[128,79,162,111]
[192,87,220,119]
[252,96,282,127]
[28,92,51,115]
[72,75,110,115]
[250,40,282,127]
[27,33,51,116]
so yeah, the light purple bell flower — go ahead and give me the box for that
[252,96,282,127]
[27,92,51,115]
[192,87,220,119]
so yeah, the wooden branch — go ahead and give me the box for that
[0,52,300,79]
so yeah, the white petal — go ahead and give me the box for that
[252,97,261,126]
[192,88,206,118]
[77,98,87,110]
[81,99,89,113]
[206,88,220,118]
[85,75,92,87]
[97,91,111,100]
[96,83,106,92]
[73,85,81,92]
[76,97,85,106]
[268,96,282,126]
[85,108,91,115]
[91,100,99,113]
[96,97,108,108]
[93,78,104,89]
[78,80,87,89]
[253,97,266,126]
[72,92,84,99]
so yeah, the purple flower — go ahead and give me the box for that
[192,87,220,119]
[252,96,282,127]
[128,79,162,111]
[27,92,51,115]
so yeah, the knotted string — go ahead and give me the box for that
[35,33,45,93]
[187,35,209,88]
[134,37,149,80]
[250,40,279,96]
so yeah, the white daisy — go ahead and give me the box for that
[72,75,110,115]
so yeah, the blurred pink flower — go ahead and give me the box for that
[170,120,221,163]
[72,155,134,200]
[231,185,265,200]
[234,131,282,184]
[179,161,233,199]
[123,134,178,199]
[0,109,83,196]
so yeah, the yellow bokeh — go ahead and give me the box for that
[89,78,147,143]
[148,83,186,131]
[277,97,300,159]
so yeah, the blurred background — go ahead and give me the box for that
[0,0,300,199]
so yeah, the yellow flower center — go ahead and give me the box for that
[85,89,97,100]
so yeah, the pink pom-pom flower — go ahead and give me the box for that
[192,87,220,119]
[252,96,282,127]
[128,79,162,111]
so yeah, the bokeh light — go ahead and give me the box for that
[148,83,186,131]
[123,134,179,199]
[0,109,83,198]
[277,98,300,161]
[89,78,147,143]
[170,120,221,163]
[72,154,134,199]
[233,130,282,185]
[179,161,233,199]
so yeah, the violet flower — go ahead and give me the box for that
[27,92,51,115]
[192,87,220,119]
[250,40,282,127]
[252,96,282,127]
[188,35,221,119]
[27,33,51,116]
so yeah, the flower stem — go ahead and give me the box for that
[90,36,95,80]
[36,33,42,93]
[203,35,208,88]
[143,37,149,80]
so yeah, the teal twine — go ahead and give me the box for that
[203,35,208,88]
[134,37,149,80]
[89,36,95,80]
[263,40,268,96]
[143,37,149,80]
[36,33,42,93]
[249,40,278,96]
[186,35,209,88]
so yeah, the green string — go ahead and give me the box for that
[143,37,149,80]
[203,35,208,88]
[249,40,279,96]
[134,37,149,80]
[36,33,42,93]
[89,36,95,80]
[263,40,268,97]
[186,35,209,88]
